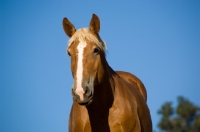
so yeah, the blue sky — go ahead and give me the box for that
[1,0,200,132]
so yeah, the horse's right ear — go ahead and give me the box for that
[62,17,76,37]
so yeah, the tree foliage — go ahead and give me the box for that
[157,96,200,132]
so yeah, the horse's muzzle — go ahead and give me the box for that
[72,85,93,106]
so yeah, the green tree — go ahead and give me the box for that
[157,96,200,132]
[157,102,173,131]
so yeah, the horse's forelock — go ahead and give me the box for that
[67,28,106,52]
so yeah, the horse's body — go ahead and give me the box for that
[63,14,152,132]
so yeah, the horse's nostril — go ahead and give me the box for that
[85,89,88,94]
[84,86,92,97]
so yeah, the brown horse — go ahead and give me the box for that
[62,14,152,132]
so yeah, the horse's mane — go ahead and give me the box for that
[67,28,106,52]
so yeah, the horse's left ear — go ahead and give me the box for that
[89,14,100,34]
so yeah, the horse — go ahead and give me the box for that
[62,14,152,132]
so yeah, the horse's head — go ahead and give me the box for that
[62,14,107,105]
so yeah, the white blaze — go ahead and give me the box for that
[75,42,87,101]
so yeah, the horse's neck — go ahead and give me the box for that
[85,63,114,131]
[103,59,116,89]
[87,60,115,108]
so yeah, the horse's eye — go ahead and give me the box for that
[67,51,71,56]
[93,47,100,54]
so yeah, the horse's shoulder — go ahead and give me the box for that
[112,73,147,111]
[115,71,147,102]
[111,73,152,131]
[112,74,140,104]
[108,77,143,131]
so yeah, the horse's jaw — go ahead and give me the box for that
[77,98,93,106]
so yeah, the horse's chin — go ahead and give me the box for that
[77,98,93,106]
